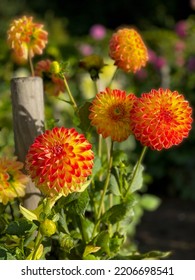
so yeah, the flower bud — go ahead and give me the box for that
[50,61,61,74]
[40,219,56,236]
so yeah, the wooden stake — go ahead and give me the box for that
[11,77,45,209]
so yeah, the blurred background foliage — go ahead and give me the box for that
[0,0,195,202]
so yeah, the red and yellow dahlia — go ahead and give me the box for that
[25,127,94,197]
[35,59,65,96]
[130,88,193,150]
[7,15,48,61]
[89,88,137,142]
[0,157,28,205]
[109,27,148,73]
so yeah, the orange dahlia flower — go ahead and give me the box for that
[7,15,48,61]
[0,157,29,205]
[109,27,148,73]
[89,88,137,142]
[130,88,193,150]
[26,127,94,196]
[35,59,65,96]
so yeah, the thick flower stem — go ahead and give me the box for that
[28,54,35,77]
[31,230,43,260]
[124,146,147,199]
[92,141,114,238]
[63,76,78,111]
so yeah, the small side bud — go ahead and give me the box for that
[40,219,56,237]
[50,61,61,74]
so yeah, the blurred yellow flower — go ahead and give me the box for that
[0,157,29,205]
[7,15,48,61]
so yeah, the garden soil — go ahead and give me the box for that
[136,197,195,260]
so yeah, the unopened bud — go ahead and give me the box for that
[50,61,61,74]
[40,219,56,237]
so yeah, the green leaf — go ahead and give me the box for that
[101,203,130,225]
[0,246,16,260]
[59,232,75,253]
[19,204,38,221]
[6,219,37,236]
[129,163,144,193]
[109,233,124,255]
[109,173,120,196]
[118,195,137,234]
[92,156,102,177]
[94,230,110,255]
[57,192,80,208]
[140,194,161,211]
[83,245,101,257]
[68,190,89,215]
[78,101,92,131]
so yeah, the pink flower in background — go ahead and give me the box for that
[175,41,186,67]
[78,44,93,56]
[90,24,106,40]
[175,41,186,52]
[135,69,148,80]
[148,49,157,64]
[175,20,188,38]
[148,49,166,70]
[155,56,166,69]
[187,57,195,72]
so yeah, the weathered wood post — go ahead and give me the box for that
[11,77,45,209]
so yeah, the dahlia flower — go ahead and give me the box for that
[26,127,94,197]
[130,88,193,150]
[0,157,28,205]
[109,27,148,73]
[7,15,48,61]
[89,88,137,142]
[35,59,65,96]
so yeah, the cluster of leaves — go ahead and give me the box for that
[0,154,163,260]
[1,14,195,260]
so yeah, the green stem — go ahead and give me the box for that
[98,134,102,158]
[92,141,114,238]
[93,79,98,95]
[124,146,147,199]
[63,76,78,111]
[32,230,43,260]
[28,54,35,77]
[78,215,88,244]
[107,67,118,88]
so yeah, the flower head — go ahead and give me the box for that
[89,88,137,142]
[79,54,106,80]
[109,27,148,73]
[26,127,94,197]
[7,15,48,61]
[35,59,65,96]
[175,20,188,38]
[0,157,28,205]
[90,24,106,40]
[130,88,193,150]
